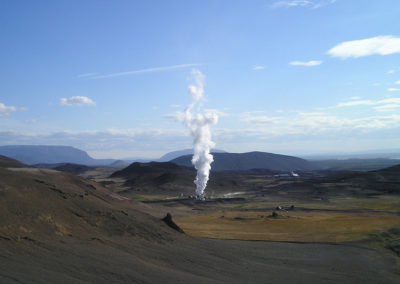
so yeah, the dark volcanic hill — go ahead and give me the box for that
[111,162,196,195]
[33,163,93,175]
[269,163,400,198]
[171,151,316,172]
[53,163,93,175]
[111,161,186,178]
[327,164,400,194]
[0,145,115,166]
[0,154,26,168]
[309,158,400,171]
[375,164,400,180]
[111,161,246,196]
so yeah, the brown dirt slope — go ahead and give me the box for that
[0,167,176,242]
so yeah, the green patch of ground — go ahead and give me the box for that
[175,211,400,242]
[218,196,400,212]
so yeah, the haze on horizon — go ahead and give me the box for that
[1,0,400,159]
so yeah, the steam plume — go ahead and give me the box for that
[182,70,218,197]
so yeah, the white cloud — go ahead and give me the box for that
[237,98,400,139]
[395,80,400,84]
[240,113,281,124]
[379,98,400,104]
[387,69,395,74]
[2,105,400,158]
[289,60,322,66]
[328,36,400,59]
[253,65,265,70]
[170,104,182,108]
[337,100,374,107]
[89,63,201,79]
[349,96,361,100]
[271,0,336,9]
[60,96,96,106]
[0,102,17,116]
[337,97,400,112]
[388,88,400,92]
[77,72,98,78]
[374,104,400,112]
[271,0,311,8]
[239,110,400,135]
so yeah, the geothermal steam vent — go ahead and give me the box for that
[180,70,218,197]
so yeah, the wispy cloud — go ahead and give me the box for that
[337,100,374,107]
[241,108,400,137]
[253,65,265,70]
[388,88,400,92]
[311,0,336,9]
[240,113,281,124]
[60,96,96,107]
[2,106,399,158]
[374,104,400,112]
[387,69,395,74]
[328,36,400,59]
[337,97,400,112]
[289,60,322,66]
[395,80,400,84]
[271,0,336,9]
[237,98,400,140]
[77,72,98,78]
[239,110,400,135]
[88,63,201,79]
[0,102,17,116]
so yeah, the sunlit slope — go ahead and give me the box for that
[0,166,176,242]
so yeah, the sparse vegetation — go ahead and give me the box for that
[175,211,400,242]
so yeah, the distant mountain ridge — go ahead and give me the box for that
[0,145,228,167]
[0,145,115,166]
[171,151,316,172]
[0,146,314,171]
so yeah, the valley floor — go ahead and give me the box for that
[2,164,400,283]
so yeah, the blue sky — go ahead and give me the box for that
[1,0,400,159]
